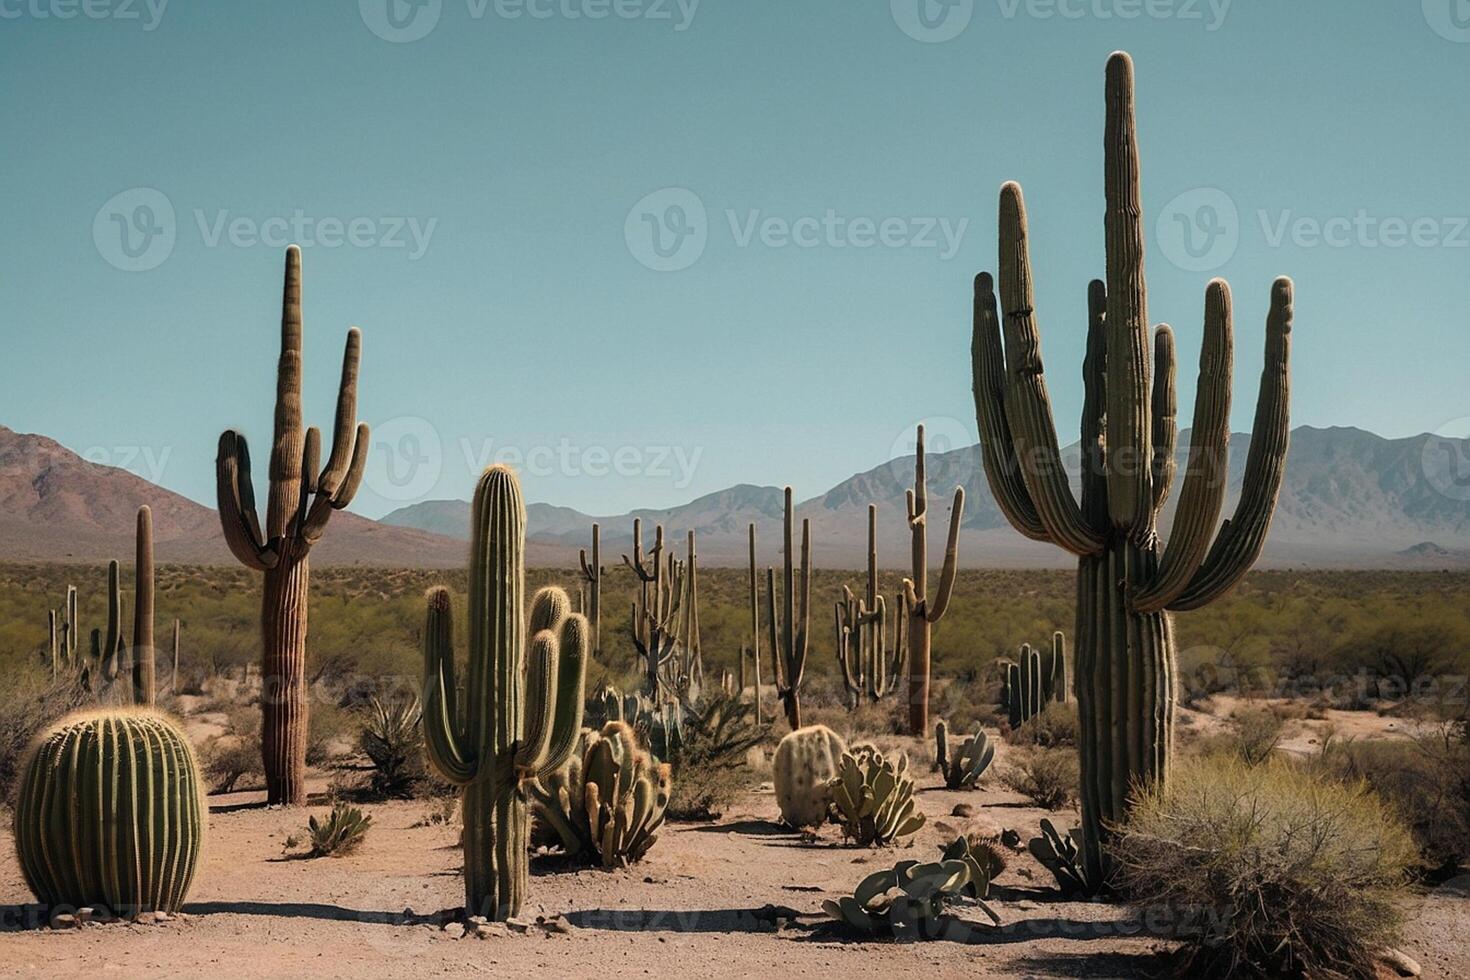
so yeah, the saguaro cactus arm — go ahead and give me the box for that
[216,432,276,570]
[1168,277,1293,611]
[423,587,477,785]
[1150,326,1178,512]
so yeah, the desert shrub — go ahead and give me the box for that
[200,736,262,794]
[1000,748,1076,810]
[307,802,372,857]
[1006,701,1078,748]
[0,664,87,804]
[1313,728,1470,876]
[656,692,769,820]
[1115,755,1417,980]
[307,700,358,767]
[358,695,426,799]
[1223,705,1284,765]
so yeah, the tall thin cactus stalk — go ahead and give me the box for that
[767,487,811,730]
[214,245,369,805]
[970,52,1292,884]
[577,523,602,658]
[901,425,964,734]
[746,523,763,723]
[836,504,905,706]
[422,465,588,921]
[132,505,155,707]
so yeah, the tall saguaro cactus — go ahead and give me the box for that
[745,523,763,723]
[577,523,602,659]
[767,487,811,730]
[423,465,588,921]
[214,245,369,805]
[901,425,965,734]
[836,505,905,706]
[132,505,156,707]
[971,52,1292,883]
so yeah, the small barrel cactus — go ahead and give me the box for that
[529,721,671,868]
[773,724,847,828]
[935,721,996,790]
[829,745,925,846]
[13,709,205,915]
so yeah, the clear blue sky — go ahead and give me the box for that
[4,1,1467,519]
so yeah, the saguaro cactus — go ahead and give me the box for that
[745,523,763,722]
[970,52,1292,883]
[836,504,906,706]
[767,487,811,730]
[902,425,965,735]
[132,505,156,707]
[422,465,588,921]
[577,523,602,659]
[214,245,369,805]
[14,709,205,915]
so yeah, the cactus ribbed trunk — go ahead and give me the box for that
[132,505,156,707]
[1075,538,1172,884]
[261,552,310,806]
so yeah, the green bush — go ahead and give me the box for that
[1115,755,1417,980]
[307,802,372,857]
[358,695,427,799]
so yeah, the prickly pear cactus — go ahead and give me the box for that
[13,709,205,915]
[829,745,925,847]
[773,724,847,828]
[935,721,996,790]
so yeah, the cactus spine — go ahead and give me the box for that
[577,523,602,659]
[214,245,369,805]
[902,425,965,735]
[837,504,906,706]
[422,465,588,921]
[13,709,205,915]
[767,487,811,730]
[970,52,1292,883]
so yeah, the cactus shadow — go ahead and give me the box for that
[185,900,457,927]
[1009,951,1175,977]
[683,818,794,837]
[562,905,813,935]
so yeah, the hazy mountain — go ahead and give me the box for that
[384,425,1470,570]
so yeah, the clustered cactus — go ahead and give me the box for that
[934,720,995,790]
[13,709,205,915]
[215,245,369,806]
[821,836,999,939]
[528,722,671,868]
[766,488,812,730]
[1000,632,1068,728]
[422,465,589,921]
[829,745,925,847]
[970,52,1292,883]
[624,522,704,703]
[773,724,847,828]
[72,507,160,706]
[835,505,907,708]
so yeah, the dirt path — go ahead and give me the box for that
[1,744,1463,979]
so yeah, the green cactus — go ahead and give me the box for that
[766,487,811,730]
[773,724,847,828]
[625,524,703,703]
[971,52,1292,884]
[935,721,995,790]
[577,523,602,660]
[835,505,906,708]
[829,745,926,847]
[744,522,764,723]
[81,559,128,699]
[13,709,204,915]
[422,465,589,921]
[821,843,999,938]
[215,245,369,805]
[901,425,965,735]
[528,721,671,868]
[1027,819,1094,897]
[131,505,156,707]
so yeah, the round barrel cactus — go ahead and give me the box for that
[13,709,205,915]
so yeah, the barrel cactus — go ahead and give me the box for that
[528,721,671,868]
[773,724,847,828]
[829,745,925,846]
[971,52,1292,884]
[13,709,204,915]
[422,465,588,921]
[935,721,995,790]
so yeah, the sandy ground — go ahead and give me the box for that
[2,730,1465,979]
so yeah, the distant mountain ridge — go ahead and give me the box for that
[384,426,1470,569]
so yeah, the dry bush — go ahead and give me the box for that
[1005,701,1078,749]
[1115,755,1417,980]
[0,664,87,804]
[1000,748,1077,810]
[1197,705,1284,765]
[199,708,263,794]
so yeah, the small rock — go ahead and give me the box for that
[951,804,976,818]
[49,913,79,930]
[154,911,173,923]
[545,916,573,935]
[76,907,97,925]
[1377,948,1421,977]
[504,917,531,934]
[1000,829,1023,849]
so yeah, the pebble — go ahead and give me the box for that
[950,804,976,818]
[1377,948,1421,977]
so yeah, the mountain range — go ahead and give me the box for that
[3,424,1468,569]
